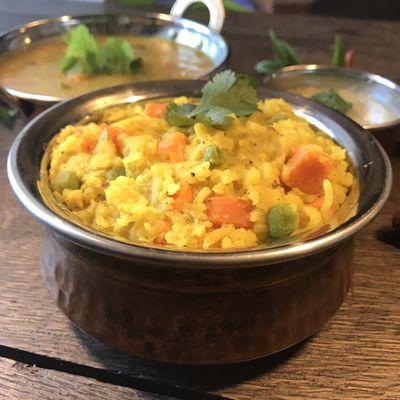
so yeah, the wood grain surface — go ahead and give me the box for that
[0,357,175,400]
[1,2,400,399]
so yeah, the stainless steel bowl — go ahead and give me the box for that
[0,0,227,106]
[264,64,400,131]
[7,81,392,263]
[7,81,392,364]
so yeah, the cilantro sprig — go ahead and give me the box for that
[256,31,355,74]
[60,25,141,76]
[255,30,302,74]
[311,88,352,114]
[0,105,16,129]
[331,35,345,67]
[165,70,258,129]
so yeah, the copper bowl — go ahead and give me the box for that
[7,81,392,364]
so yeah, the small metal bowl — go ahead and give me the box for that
[7,81,392,364]
[264,64,400,131]
[0,0,227,106]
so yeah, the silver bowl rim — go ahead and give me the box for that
[7,80,393,268]
[0,12,229,104]
[264,64,400,131]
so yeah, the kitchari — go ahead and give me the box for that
[40,71,354,249]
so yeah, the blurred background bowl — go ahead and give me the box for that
[264,64,400,155]
[0,0,228,106]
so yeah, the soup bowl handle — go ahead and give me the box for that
[170,0,225,33]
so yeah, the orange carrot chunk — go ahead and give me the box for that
[158,132,188,163]
[173,181,193,211]
[145,102,168,119]
[206,196,253,229]
[154,218,172,245]
[107,125,123,156]
[309,195,325,210]
[81,137,95,153]
[281,146,333,195]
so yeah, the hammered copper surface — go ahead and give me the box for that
[42,229,353,365]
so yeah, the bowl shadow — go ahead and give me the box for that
[376,227,400,249]
[71,323,308,392]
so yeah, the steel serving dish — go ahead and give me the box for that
[0,0,227,106]
[265,64,400,131]
[7,81,392,364]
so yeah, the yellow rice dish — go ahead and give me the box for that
[40,95,354,250]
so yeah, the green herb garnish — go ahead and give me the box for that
[255,30,302,74]
[60,25,102,74]
[165,70,258,128]
[101,37,141,74]
[60,25,141,75]
[165,103,198,128]
[256,32,354,73]
[0,105,16,129]
[331,35,345,67]
[311,88,352,114]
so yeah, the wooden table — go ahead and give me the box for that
[1,1,399,399]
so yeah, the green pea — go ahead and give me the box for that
[53,170,80,192]
[267,203,298,239]
[106,166,126,181]
[187,126,195,136]
[269,114,288,123]
[203,144,224,169]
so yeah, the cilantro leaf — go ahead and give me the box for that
[227,74,259,115]
[194,112,214,126]
[0,104,16,129]
[197,70,237,109]
[164,70,258,129]
[190,70,258,118]
[188,71,235,117]
[311,89,352,114]
[101,37,141,74]
[165,103,196,127]
[60,25,142,76]
[255,30,302,75]
[255,59,284,74]
[205,107,233,126]
[332,35,345,67]
[165,104,215,132]
[256,31,354,73]
[236,73,257,89]
[269,30,301,66]
[60,25,104,74]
